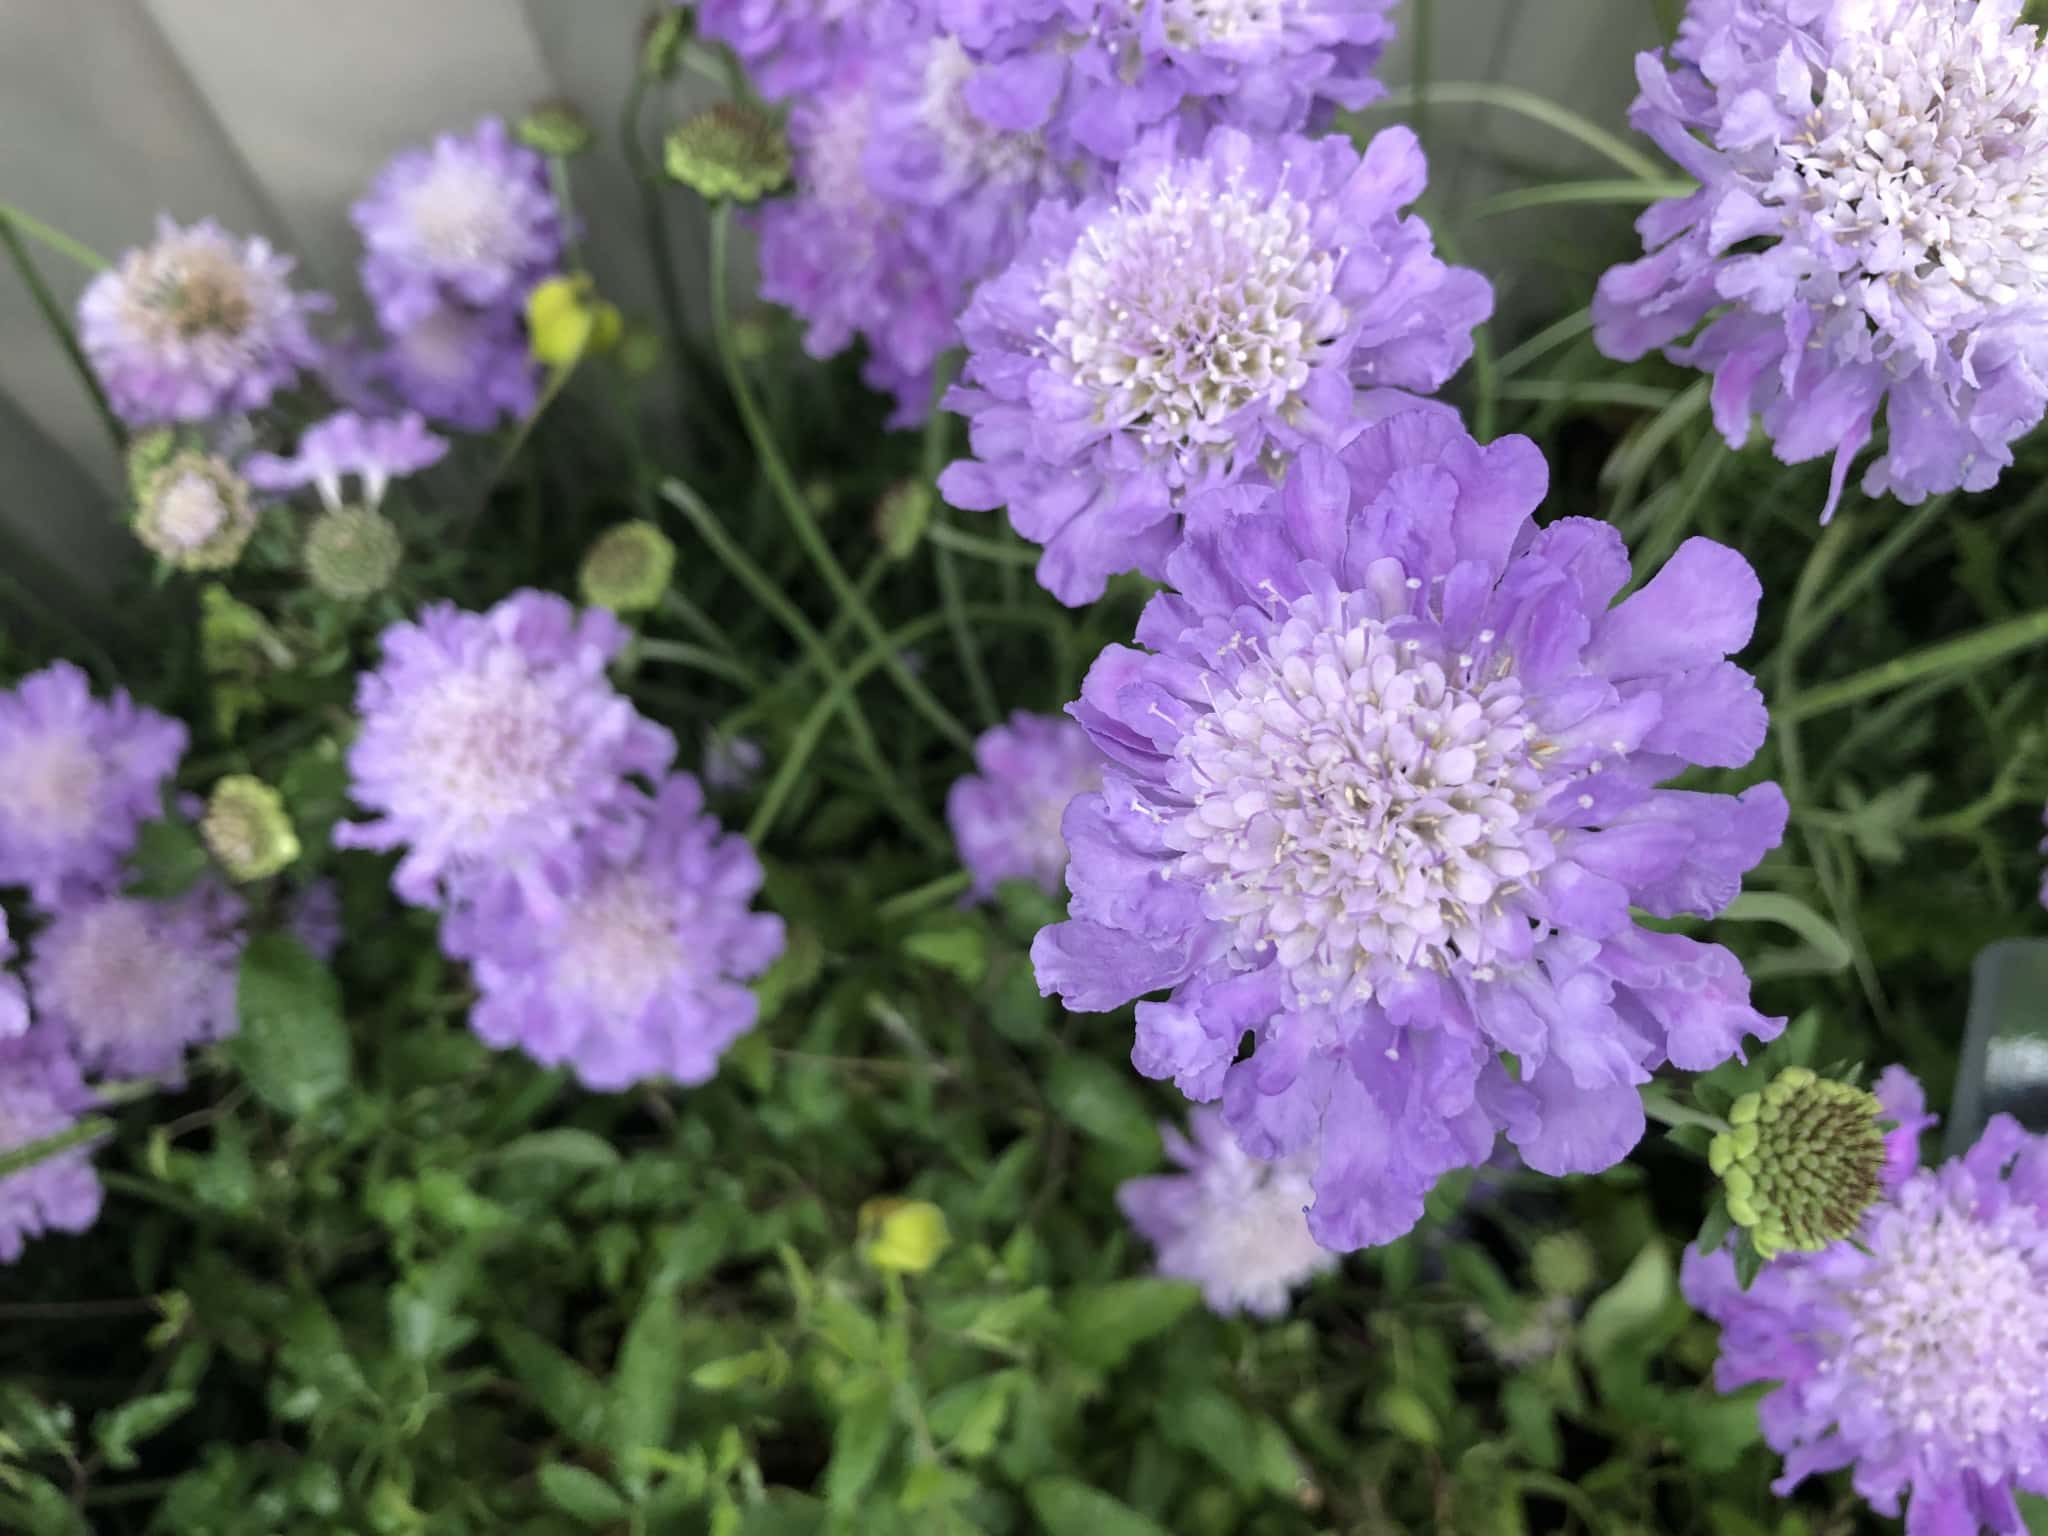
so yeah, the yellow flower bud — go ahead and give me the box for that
[859,1198,951,1275]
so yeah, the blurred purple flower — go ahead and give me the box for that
[244,410,447,511]
[1594,0,2048,518]
[0,1029,104,1263]
[947,712,1104,900]
[339,591,674,910]
[696,0,882,99]
[1685,1071,2048,1534]
[1119,1106,1336,1316]
[446,775,785,1090]
[940,124,1491,603]
[1033,413,1787,1250]
[0,910,27,1040]
[380,298,539,431]
[78,216,326,427]
[288,880,344,963]
[0,664,186,909]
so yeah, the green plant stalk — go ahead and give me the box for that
[548,156,586,274]
[875,870,973,922]
[708,204,975,754]
[0,1116,110,1180]
[0,210,124,458]
[1471,178,1695,220]
[1365,83,1670,182]
[925,523,1039,567]
[924,356,1000,729]
[634,637,758,688]
[1497,308,1591,379]
[1778,607,2048,724]
[1639,1087,1730,1138]
[618,72,698,406]
[0,201,107,271]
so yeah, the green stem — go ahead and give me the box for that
[0,203,107,271]
[635,637,757,688]
[1785,494,1950,656]
[876,870,972,923]
[1470,178,1695,220]
[0,211,124,458]
[1496,380,1677,409]
[548,156,585,273]
[1365,83,1670,182]
[1638,1088,1730,1137]
[1497,309,1591,379]
[708,204,975,754]
[1777,607,2048,725]
[926,523,1039,567]
[925,357,1000,728]
[619,73,696,405]
[0,1117,111,1180]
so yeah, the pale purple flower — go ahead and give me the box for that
[340,591,675,910]
[939,0,1395,165]
[1119,1106,1337,1317]
[947,712,1104,900]
[696,0,879,100]
[28,885,244,1084]
[444,775,785,1090]
[0,910,27,1040]
[940,124,1492,604]
[78,216,326,426]
[0,1029,104,1264]
[380,298,539,431]
[1685,1071,2048,1534]
[354,118,562,333]
[702,733,765,793]
[288,880,343,963]
[0,664,187,908]
[244,410,448,511]
[1595,0,2048,518]
[1033,413,1787,1251]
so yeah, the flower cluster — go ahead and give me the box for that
[947,712,1104,901]
[352,118,561,429]
[343,591,784,1089]
[1036,413,1787,1251]
[1596,0,2048,516]
[1685,1069,2048,1533]
[1119,1106,1337,1317]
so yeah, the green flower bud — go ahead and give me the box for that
[125,429,179,502]
[1706,1067,1884,1258]
[859,1198,951,1274]
[516,99,593,158]
[579,521,676,613]
[202,775,300,883]
[640,8,692,82]
[134,452,257,571]
[665,103,790,203]
[873,480,933,562]
[305,506,402,601]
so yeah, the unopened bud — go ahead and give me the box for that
[665,104,790,204]
[135,452,257,572]
[305,506,402,601]
[873,481,933,562]
[579,521,676,613]
[1709,1067,1884,1258]
[516,100,593,158]
[860,1198,951,1275]
[202,775,300,882]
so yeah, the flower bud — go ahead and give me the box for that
[873,480,933,562]
[305,506,402,601]
[579,521,676,613]
[202,775,300,882]
[639,8,691,82]
[135,452,257,571]
[1709,1067,1884,1258]
[527,274,622,370]
[664,104,790,204]
[860,1198,951,1274]
[516,100,593,158]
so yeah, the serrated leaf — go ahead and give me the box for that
[494,1325,609,1447]
[1026,1478,1172,1536]
[230,934,351,1116]
[611,1294,684,1458]
[538,1464,631,1525]
[1045,1056,1160,1156]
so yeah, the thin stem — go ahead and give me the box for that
[1470,178,1695,220]
[634,637,757,688]
[876,870,972,923]
[926,523,1039,567]
[1365,83,1670,183]
[1639,1087,1731,1138]
[1497,309,1591,379]
[470,363,572,529]
[0,203,107,271]
[619,73,695,405]
[548,156,585,273]
[1785,494,1950,656]
[1497,380,1677,409]
[0,1116,110,1180]
[0,211,124,458]
[925,358,1000,729]
[708,204,975,754]
[1777,607,2048,724]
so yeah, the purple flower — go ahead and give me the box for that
[1594,0,2048,518]
[947,712,1104,900]
[380,298,539,431]
[1119,1106,1337,1317]
[288,880,344,963]
[940,124,1492,604]
[0,1029,104,1264]
[445,775,785,1090]
[696,0,879,100]
[940,0,1396,165]
[78,216,326,427]
[28,885,244,1084]
[0,664,187,909]
[0,910,27,1040]
[340,591,674,910]
[244,410,448,511]
[1684,1072,2048,1534]
[1032,413,1787,1251]
[354,118,562,333]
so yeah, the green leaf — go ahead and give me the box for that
[1719,892,1854,979]
[92,1389,195,1471]
[1376,1386,1440,1446]
[230,934,351,1116]
[901,915,988,985]
[1501,1378,1562,1471]
[1045,1056,1160,1157]
[825,1376,897,1510]
[927,1372,1018,1460]
[1156,1390,1265,1493]
[611,1294,684,1458]
[1675,1385,1764,1472]
[1026,1478,1172,1536]
[538,1464,632,1526]
[1578,1241,1673,1364]
[1062,1278,1200,1370]
[494,1325,610,1447]
[491,1128,623,1170]
[126,816,210,899]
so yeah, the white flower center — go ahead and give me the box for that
[556,873,686,1017]
[402,672,578,849]
[122,238,256,346]
[1155,0,1293,47]
[1786,1,2048,319]
[152,470,231,551]
[404,159,526,269]
[1825,1171,2048,1462]
[919,38,1043,184]
[1044,170,1345,463]
[1170,600,1547,1004]
[0,728,102,840]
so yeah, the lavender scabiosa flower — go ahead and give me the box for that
[1033,413,1788,1251]
[947,712,1104,901]
[0,911,27,1040]
[29,885,244,1084]
[78,216,325,426]
[1119,1106,1336,1317]
[940,124,1491,604]
[354,118,562,333]
[695,0,876,100]
[1595,0,2048,518]
[942,0,1396,164]
[1684,1071,2048,1534]
[443,775,785,1090]
[0,1029,104,1263]
[380,298,540,431]
[339,591,675,910]
[0,664,187,908]
[244,410,448,512]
